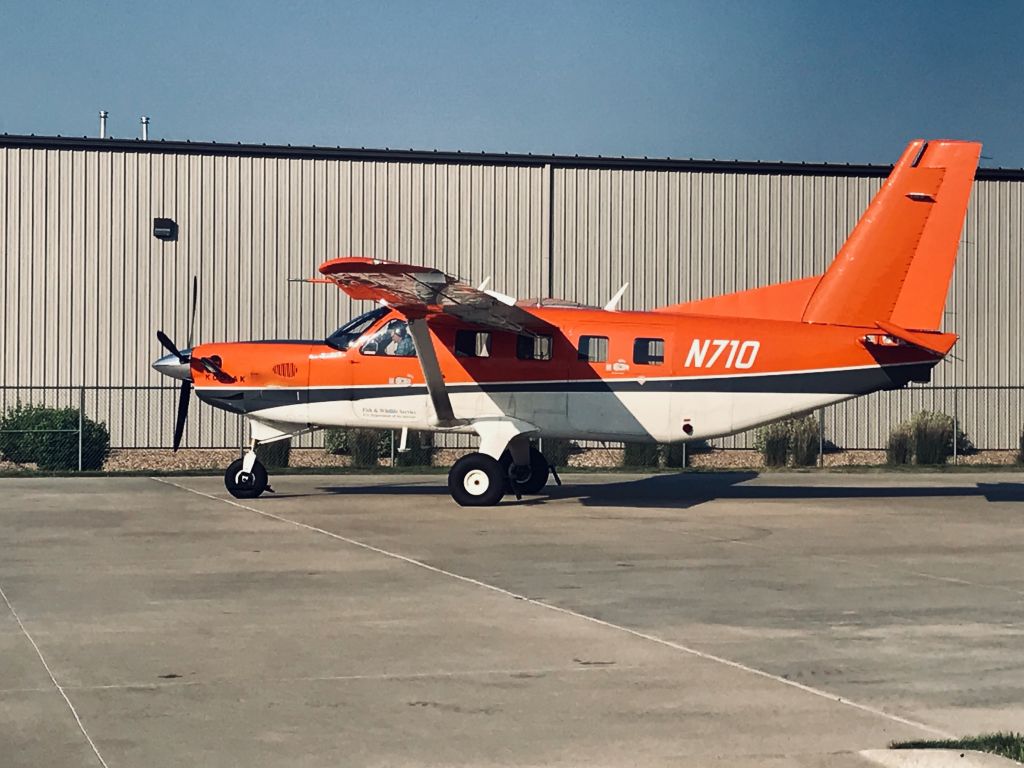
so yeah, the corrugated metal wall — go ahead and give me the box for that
[2,143,1020,450]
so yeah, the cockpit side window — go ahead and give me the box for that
[360,319,417,357]
[325,307,390,350]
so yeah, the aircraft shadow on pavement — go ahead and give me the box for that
[538,474,1024,509]
[291,473,1024,508]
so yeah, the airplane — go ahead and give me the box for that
[152,139,981,506]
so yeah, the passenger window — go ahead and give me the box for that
[455,330,491,358]
[577,335,608,363]
[516,334,552,361]
[633,338,665,365]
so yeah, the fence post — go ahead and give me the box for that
[390,430,395,468]
[952,387,959,465]
[818,407,825,468]
[78,387,84,472]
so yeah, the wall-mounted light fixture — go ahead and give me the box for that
[153,217,178,241]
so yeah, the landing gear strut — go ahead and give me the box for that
[224,455,270,499]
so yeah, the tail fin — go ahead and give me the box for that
[801,139,981,330]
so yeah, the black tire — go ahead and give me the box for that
[448,453,506,507]
[499,446,550,495]
[224,457,269,499]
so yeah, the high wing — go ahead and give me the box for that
[317,257,552,334]
[316,257,542,441]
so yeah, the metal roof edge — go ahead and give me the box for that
[0,133,1019,180]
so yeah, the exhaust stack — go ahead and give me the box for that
[99,110,108,138]
[140,116,149,140]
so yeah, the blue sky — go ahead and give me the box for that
[2,1,1021,166]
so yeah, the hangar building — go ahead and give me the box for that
[1,134,1021,451]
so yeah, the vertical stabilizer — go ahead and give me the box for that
[801,139,981,330]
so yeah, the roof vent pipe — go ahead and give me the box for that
[99,110,108,139]
[140,116,149,140]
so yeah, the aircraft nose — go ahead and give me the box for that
[152,350,192,381]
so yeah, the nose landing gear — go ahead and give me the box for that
[224,454,271,499]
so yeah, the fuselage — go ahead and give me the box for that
[189,305,939,444]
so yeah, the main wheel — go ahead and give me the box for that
[448,453,506,507]
[499,446,550,495]
[224,457,269,499]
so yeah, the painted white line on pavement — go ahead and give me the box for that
[152,476,954,739]
[0,583,110,768]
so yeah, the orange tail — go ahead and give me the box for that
[801,139,980,330]
[659,139,980,331]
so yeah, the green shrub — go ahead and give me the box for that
[662,443,685,469]
[662,439,712,468]
[256,438,290,468]
[789,416,820,467]
[756,421,791,467]
[753,416,820,467]
[538,438,574,466]
[395,431,433,467]
[910,411,953,465]
[622,441,660,467]
[323,428,390,465]
[887,425,913,465]
[887,411,973,466]
[0,403,110,471]
[349,428,388,468]
[323,428,349,455]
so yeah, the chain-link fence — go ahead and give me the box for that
[0,384,1021,472]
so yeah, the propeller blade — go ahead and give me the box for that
[172,380,190,451]
[198,356,234,381]
[186,275,198,349]
[198,356,221,374]
[156,330,185,362]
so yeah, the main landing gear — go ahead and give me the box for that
[447,445,561,507]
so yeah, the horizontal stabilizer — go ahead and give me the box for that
[872,320,958,356]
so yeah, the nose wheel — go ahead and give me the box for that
[224,457,270,499]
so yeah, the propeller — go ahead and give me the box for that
[172,379,190,451]
[156,330,186,362]
[155,276,199,452]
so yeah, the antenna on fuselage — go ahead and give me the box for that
[604,283,629,311]
[476,275,516,306]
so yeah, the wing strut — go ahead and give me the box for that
[407,319,462,427]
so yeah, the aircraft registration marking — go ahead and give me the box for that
[685,339,760,369]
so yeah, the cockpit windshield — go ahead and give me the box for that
[325,307,390,351]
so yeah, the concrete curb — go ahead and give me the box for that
[860,749,1022,767]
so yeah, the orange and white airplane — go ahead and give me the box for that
[153,139,980,505]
